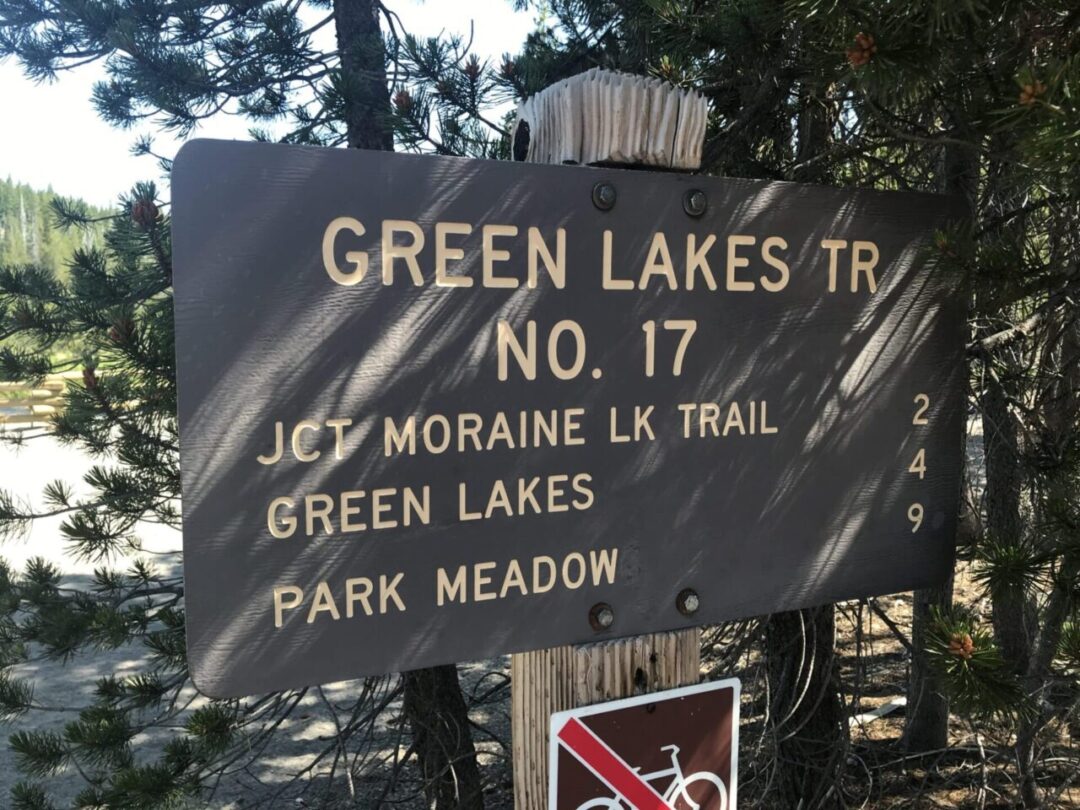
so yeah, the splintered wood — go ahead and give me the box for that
[513,68,708,170]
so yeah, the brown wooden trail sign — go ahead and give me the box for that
[171,137,964,699]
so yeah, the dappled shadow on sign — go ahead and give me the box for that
[171,142,965,697]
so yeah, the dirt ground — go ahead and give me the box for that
[833,574,1079,809]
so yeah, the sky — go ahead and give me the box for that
[0,1,537,208]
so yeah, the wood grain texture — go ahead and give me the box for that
[512,629,700,810]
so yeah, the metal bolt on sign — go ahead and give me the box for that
[592,182,616,211]
[682,188,708,217]
[676,588,700,616]
[589,602,615,630]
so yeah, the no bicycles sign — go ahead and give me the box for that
[549,679,740,809]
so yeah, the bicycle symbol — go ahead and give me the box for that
[574,743,728,810]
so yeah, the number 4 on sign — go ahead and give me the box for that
[909,448,926,479]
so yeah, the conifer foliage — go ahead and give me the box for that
[0,180,110,278]
[0,185,193,806]
[0,1,510,807]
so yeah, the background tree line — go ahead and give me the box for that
[0,0,1077,808]
[0,179,109,280]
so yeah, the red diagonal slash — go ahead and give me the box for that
[556,716,676,810]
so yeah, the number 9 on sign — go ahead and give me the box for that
[907,503,924,533]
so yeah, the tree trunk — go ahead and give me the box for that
[1016,315,1080,808]
[982,372,1033,674]
[1017,557,1078,808]
[333,0,394,151]
[765,607,846,809]
[403,666,486,810]
[902,140,976,751]
[979,138,1034,677]
[792,83,832,185]
[331,4,483,808]
[762,74,846,810]
[903,579,953,751]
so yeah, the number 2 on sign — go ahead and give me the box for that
[912,393,930,425]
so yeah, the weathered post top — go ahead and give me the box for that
[512,67,708,169]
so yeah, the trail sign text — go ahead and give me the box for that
[172,140,964,697]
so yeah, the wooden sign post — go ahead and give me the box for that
[509,69,709,810]
[512,633,701,809]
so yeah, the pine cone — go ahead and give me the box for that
[132,198,159,230]
[83,366,98,390]
[393,90,413,115]
[847,33,877,68]
[463,55,482,81]
[947,632,976,660]
[1019,80,1046,106]
[109,317,135,345]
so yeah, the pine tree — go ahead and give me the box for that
[1,183,195,807]
[509,1,1080,804]
[772,0,1079,803]
[0,180,110,279]
[808,6,1078,805]
[0,1,525,806]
